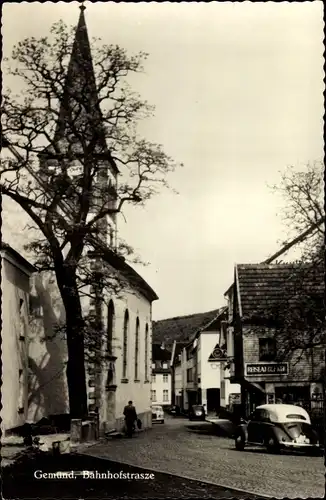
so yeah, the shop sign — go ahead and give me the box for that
[245,362,288,376]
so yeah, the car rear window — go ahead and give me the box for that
[152,406,162,412]
[286,414,306,420]
[192,406,203,410]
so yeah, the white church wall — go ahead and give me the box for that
[107,287,153,431]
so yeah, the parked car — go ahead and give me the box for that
[167,405,181,416]
[189,405,206,421]
[151,404,164,424]
[234,404,320,454]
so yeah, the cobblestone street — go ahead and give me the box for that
[81,415,325,498]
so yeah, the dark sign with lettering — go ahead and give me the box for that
[245,363,288,376]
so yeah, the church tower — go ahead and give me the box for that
[39,4,118,249]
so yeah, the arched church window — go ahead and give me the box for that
[134,317,140,380]
[107,300,115,354]
[122,309,129,379]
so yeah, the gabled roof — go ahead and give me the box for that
[152,343,171,362]
[170,341,188,366]
[152,309,222,347]
[1,243,36,275]
[89,245,158,302]
[236,263,324,321]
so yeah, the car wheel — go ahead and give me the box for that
[266,435,279,454]
[235,433,245,451]
[161,420,164,424]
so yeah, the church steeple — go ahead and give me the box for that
[52,4,108,157]
[40,4,118,249]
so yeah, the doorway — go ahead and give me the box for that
[206,388,220,412]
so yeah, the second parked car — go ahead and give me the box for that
[151,404,165,424]
[189,405,206,421]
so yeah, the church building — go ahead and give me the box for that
[2,5,158,435]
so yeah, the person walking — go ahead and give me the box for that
[123,400,137,438]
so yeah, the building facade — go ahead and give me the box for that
[151,344,172,407]
[170,309,231,413]
[226,263,325,418]
[1,244,35,434]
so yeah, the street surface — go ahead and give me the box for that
[81,415,325,498]
[2,448,265,499]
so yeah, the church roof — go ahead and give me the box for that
[90,244,158,303]
[1,242,36,275]
[42,6,118,173]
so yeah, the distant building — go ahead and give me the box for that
[225,263,325,417]
[152,309,220,348]
[170,342,188,408]
[168,309,237,413]
[151,344,172,407]
[1,244,35,434]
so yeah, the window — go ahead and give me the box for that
[151,390,156,402]
[107,300,114,354]
[251,409,270,422]
[186,349,192,360]
[152,363,156,369]
[163,390,169,402]
[152,374,156,383]
[259,338,276,361]
[187,368,193,383]
[162,362,168,369]
[163,374,168,383]
[122,310,129,379]
[134,317,140,380]
[145,323,149,381]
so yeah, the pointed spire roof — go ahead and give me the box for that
[44,5,118,172]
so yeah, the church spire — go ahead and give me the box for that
[51,3,109,158]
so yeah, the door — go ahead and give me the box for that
[206,388,220,412]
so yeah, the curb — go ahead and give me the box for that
[76,451,272,499]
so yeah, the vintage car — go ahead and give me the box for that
[188,405,206,421]
[151,404,165,424]
[234,404,320,454]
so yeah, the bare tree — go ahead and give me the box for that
[1,14,181,419]
[271,161,324,263]
[265,162,325,364]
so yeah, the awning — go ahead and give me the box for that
[243,379,265,393]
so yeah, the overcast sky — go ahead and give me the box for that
[2,1,324,320]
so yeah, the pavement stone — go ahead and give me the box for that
[80,416,325,499]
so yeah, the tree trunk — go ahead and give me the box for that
[55,264,88,420]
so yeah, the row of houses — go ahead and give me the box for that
[153,262,324,419]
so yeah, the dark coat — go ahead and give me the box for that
[123,405,137,423]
